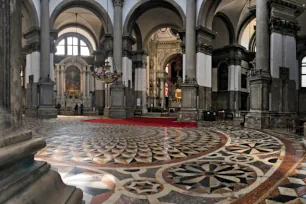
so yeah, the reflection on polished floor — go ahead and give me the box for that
[24,116,306,204]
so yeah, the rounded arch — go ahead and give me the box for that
[55,32,95,55]
[214,12,235,44]
[133,23,143,51]
[22,0,39,30]
[237,14,256,45]
[123,0,186,36]
[162,53,183,71]
[60,56,89,71]
[198,0,223,29]
[144,23,182,48]
[50,0,113,35]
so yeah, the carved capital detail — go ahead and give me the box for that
[269,17,300,36]
[196,43,213,55]
[122,35,135,59]
[112,0,124,7]
[23,41,40,55]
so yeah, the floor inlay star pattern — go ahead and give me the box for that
[20,117,304,203]
[164,161,257,194]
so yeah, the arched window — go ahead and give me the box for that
[302,57,306,88]
[56,35,91,57]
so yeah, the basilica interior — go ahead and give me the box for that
[1,0,306,203]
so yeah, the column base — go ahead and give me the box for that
[104,107,127,119]
[24,107,38,117]
[37,106,58,119]
[106,82,127,119]
[177,81,199,122]
[0,129,83,204]
[245,111,270,129]
[270,112,297,128]
[177,108,198,122]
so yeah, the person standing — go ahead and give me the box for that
[80,103,84,115]
[74,103,79,115]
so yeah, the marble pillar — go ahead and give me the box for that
[37,0,57,118]
[55,64,61,101]
[268,0,305,128]
[135,51,148,114]
[245,0,272,129]
[0,1,83,202]
[178,0,198,121]
[196,26,216,120]
[106,0,126,119]
[23,27,41,116]
[60,65,66,107]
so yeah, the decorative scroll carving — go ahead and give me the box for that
[112,0,124,7]
[22,41,40,55]
[196,43,213,55]
[122,35,135,59]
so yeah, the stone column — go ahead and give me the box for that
[23,27,41,116]
[86,66,91,107]
[196,26,216,119]
[55,64,61,102]
[38,0,57,118]
[106,0,127,119]
[60,65,65,106]
[269,0,305,127]
[245,0,272,129]
[135,51,148,114]
[178,0,198,121]
[0,1,83,202]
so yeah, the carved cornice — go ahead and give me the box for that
[122,35,136,59]
[196,43,213,55]
[196,26,216,55]
[23,41,40,55]
[112,0,124,7]
[212,44,251,67]
[269,17,300,36]
[268,0,305,17]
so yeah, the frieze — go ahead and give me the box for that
[268,0,305,16]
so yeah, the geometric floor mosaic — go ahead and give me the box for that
[22,116,306,204]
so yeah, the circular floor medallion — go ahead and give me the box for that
[163,161,257,194]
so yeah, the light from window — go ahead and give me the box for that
[67,37,78,56]
[56,36,91,56]
[56,40,65,55]
[302,57,306,87]
[80,40,90,56]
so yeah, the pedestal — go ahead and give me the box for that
[245,74,271,129]
[177,82,198,121]
[37,79,57,118]
[105,82,126,119]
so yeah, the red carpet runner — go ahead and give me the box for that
[84,117,197,128]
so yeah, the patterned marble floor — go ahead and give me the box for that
[23,116,306,204]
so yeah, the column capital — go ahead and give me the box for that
[196,26,216,55]
[268,0,305,36]
[112,0,124,7]
[122,35,136,59]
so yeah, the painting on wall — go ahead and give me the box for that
[66,66,81,95]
